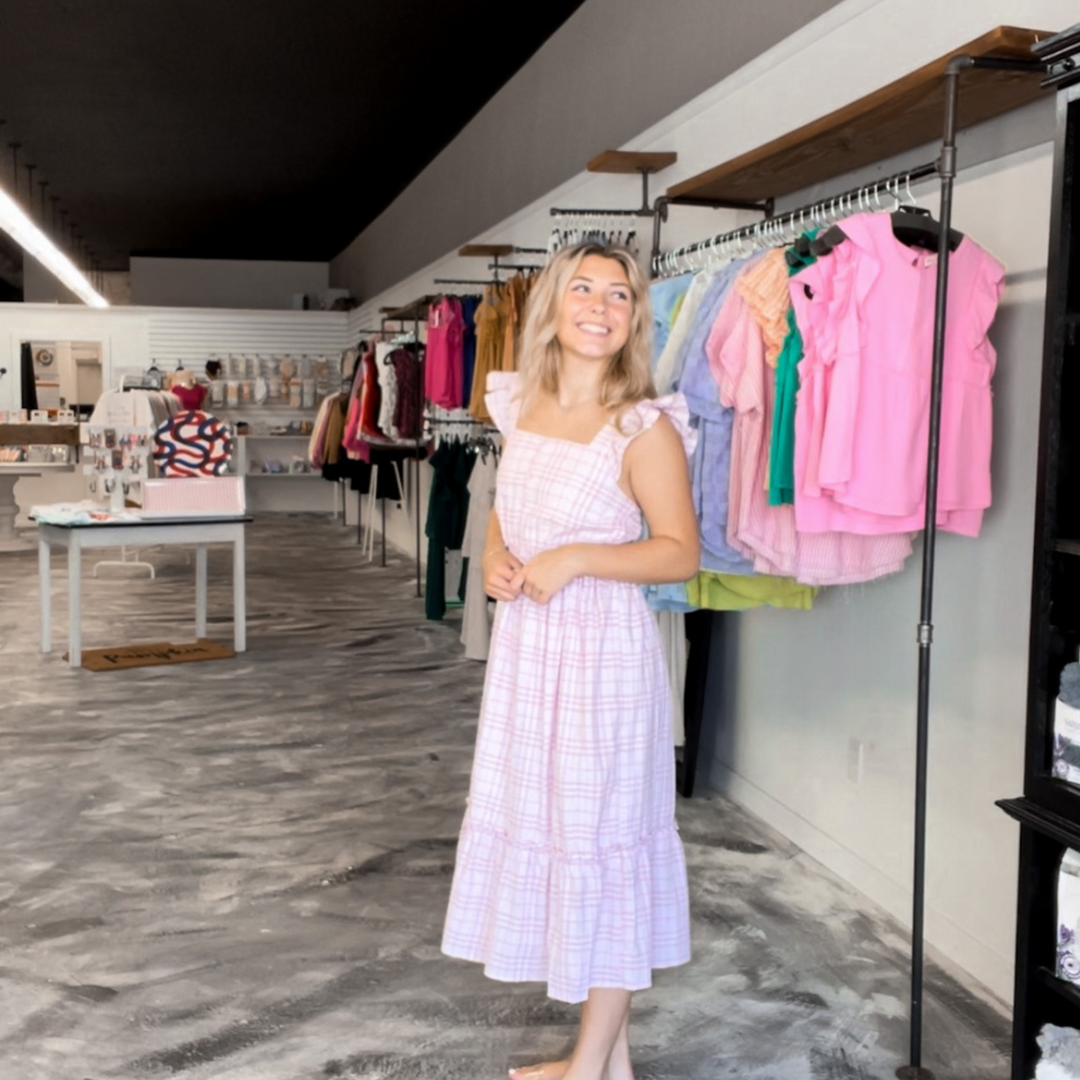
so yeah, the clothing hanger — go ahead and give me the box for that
[890,174,963,252]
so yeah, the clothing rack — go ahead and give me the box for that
[549,148,774,268]
[376,299,432,597]
[652,161,940,277]
[655,51,1047,1080]
[450,244,545,284]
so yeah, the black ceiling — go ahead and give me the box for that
[0,0,587,271]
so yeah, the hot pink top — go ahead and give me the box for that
[790,212,1005,537]
[425,297,465,409]
[170,383,207,411]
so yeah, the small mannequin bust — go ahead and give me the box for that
[169,367,207,411]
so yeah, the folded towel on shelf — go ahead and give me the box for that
[1037,1024,1080,1079]
[1062,662,1080,708]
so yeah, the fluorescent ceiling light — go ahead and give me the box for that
[0,182,108,308]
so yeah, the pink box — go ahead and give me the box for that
[141,476,245,517]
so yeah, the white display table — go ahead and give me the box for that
[37,516,250,668]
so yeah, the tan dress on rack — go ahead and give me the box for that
[501,273,529,372]
[468,284,506,422]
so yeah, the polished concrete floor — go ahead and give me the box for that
[0,514,1009,1080]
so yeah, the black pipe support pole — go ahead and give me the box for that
[415,308,423,599]
[651,197,670,271]
[896,52,972,1080]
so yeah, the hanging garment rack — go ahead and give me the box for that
[444,244,547,284]
[374,299,433,597]
[653,45,1047,1080]
[653,161,940,276]
[548,149,773,268]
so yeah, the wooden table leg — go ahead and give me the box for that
[195,543,208,639]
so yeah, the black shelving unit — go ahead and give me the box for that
[998,22,1080,1080]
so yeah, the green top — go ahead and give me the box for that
[768,234,817,506]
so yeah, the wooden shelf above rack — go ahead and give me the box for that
[380,296,437,322]
[666,26,1050,205]
[588,150,677,175]
[458,244,515,257]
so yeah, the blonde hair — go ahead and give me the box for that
[516,243,655,423]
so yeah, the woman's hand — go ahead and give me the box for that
[510,546,582,606]
[484,546,524,603]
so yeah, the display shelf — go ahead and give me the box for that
[666,26,1049,206]
[1038,967,1080,1011]
[458,243,514,257]
[587,150,677,175]
[1000,30,1080,1078]
[999,797,1080,851]
[210,404,321,415]
[245,472,319,479]
[0,423,80,446]
[380,297,436,323]
[242,434,312,441]
[1025,775,1080,823]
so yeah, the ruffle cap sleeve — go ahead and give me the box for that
[622,393,697,459]
[483,371,521,435]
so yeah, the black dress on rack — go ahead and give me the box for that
[425,438,475,621]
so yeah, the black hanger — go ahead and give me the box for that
[808,224,849,258]
[891,205,964,252]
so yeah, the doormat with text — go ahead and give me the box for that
[69,639,237,671]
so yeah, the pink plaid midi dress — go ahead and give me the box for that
[441,371,695,1003]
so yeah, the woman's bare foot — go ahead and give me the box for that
[509,1054,634,1080]
[509,1061,570,1080]
[602,1049,635,1080]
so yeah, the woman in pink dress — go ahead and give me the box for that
[442,243,700,1080]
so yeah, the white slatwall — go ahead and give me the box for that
[148,309,350,363]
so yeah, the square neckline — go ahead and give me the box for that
[512,424,612,448]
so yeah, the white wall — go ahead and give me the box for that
[334,0,1079,1004]
[130,257,331,311]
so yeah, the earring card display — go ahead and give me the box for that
[82,423,153,506]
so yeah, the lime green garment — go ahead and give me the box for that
[670,292,686,332]
[687,571,817,611]
[769,235,817,506]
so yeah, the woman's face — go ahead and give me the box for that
[555,254,634,364]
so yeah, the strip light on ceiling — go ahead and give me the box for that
[0,181,108,308]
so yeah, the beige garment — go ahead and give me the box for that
[656,610,688,747]
[460,453,499,661]
[501,272,530,372]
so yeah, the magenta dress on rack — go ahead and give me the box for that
[441,372,695,1004]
